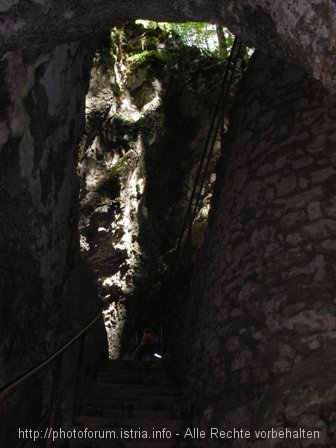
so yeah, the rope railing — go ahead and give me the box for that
[0,312,103,448]
[168,37,241,280]
[189,41,244,231]
[160,37,245,351]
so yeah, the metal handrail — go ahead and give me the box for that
[0,312,102,405]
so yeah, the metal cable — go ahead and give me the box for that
[172,39,243,274]
[160,37,243,352]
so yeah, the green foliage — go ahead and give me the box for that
[99,151,133,193]
[128,49,172,67]
[137,21,231,53]
[136,20,254,64]
[95,30,115,69]
[111,82,121,99]
[167,22,219,50]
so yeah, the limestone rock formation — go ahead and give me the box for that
[0,1,335,94]
[0,40,107,447]
[167,51,336,446]
[1,0,336,446]
[78,23,225,357]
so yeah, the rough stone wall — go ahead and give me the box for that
[78,25,224,358]
[0,1,335,95]
[0,42,107,446]
[167,52,336,446]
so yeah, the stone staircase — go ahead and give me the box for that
[70,360,187,448]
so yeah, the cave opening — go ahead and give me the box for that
[77,21,247,360]
[1,2,336,447]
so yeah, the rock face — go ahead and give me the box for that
[166,52,336,446]
[1,1,336,446]
[78,24,224,358]
[0,41,107,446]
[0,1,335,94]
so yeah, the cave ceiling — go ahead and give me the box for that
[0,0,335,93]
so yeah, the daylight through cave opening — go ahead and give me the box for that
[2,3,336,446]
[77,21,245,359]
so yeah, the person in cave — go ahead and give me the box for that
[132,328,160,360]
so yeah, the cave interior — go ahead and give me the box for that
[1,1,336,447]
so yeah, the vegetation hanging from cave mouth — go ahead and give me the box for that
[78,20,250,358]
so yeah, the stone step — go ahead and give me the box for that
[90,383,180,398]
[100,360,166,372]
[96,372,172,386]
[79,408,180,420]
[83,395,181,413]
[81,409,181,421]
[75,416,184,432]
[73,360,186,448]
[70,436,185,448]
[98,365,167,374]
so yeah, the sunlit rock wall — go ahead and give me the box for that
[78,25,224,358]
[0,42,107,446]
[168,52,336,446]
